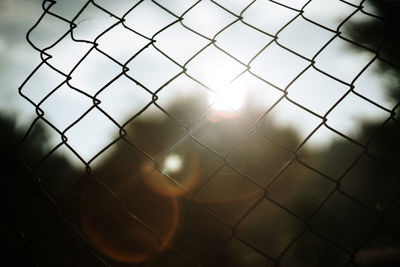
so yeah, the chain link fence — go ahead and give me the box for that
[6,0,400,266]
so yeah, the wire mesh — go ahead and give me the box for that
[8,0,400,266]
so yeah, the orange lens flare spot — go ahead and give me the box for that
[81,177,178,263]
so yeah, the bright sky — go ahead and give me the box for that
[0,0,395,167]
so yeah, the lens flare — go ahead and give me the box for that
[141,154,201,197]
[162,153,183,174]
[81,175,178,263]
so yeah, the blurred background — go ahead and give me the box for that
[1,0,400,266]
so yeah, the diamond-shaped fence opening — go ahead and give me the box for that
[193,166,264,225]
[5,0,400,266]
[155,23,209,65]
[287,67,349,116]
[45,36,93,74]
[278,16,336,59]
[182,0,236,39]
[29,12,71,49]
[72,2,118,42]
[96,24,150,63]
[215,20,274,64]
[236,198,306,258]
[123,0,177,38]
[250,42,311,89]
[39,83,93,131]
[242,0,299,36]
[69,49,123,96]
[267,160,335,219]
[19,63,67,104]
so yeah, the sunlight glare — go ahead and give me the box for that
[209,79,246,112]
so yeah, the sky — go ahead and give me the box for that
[0,0,395,167]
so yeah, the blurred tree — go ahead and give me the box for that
[326,1,400,265]
[345,0,400,101]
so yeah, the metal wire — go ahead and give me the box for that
[12,0,400,266]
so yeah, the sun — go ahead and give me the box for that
[208,79,247,113]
